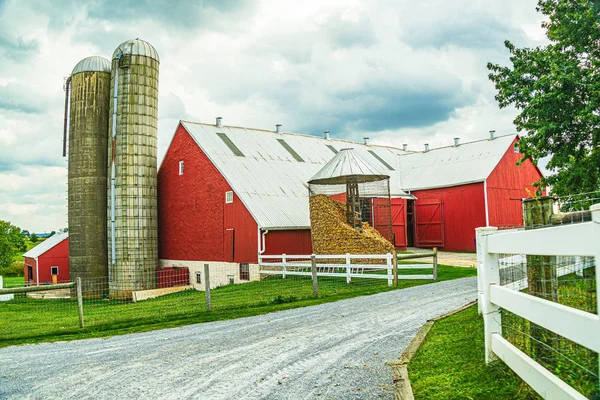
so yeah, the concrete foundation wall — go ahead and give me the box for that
[159,259,260,290]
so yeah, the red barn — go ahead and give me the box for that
[23,232,69,285]
[397,135,543,251]
[158,120,543,274]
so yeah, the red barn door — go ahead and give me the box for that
[391,199,407,250]
[414,200,444,248]
[224,229,234,262]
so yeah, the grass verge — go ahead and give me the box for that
[408,304,539,400]
[0,265,475,347]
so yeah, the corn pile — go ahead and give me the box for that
[309,194,395,259]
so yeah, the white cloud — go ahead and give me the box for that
[0,0,547,231]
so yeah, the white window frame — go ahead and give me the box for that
[179,160,184,175]
[51,266,59,275]
[225,191,233,204]
[195,272,202,284]
[514,143,519,153]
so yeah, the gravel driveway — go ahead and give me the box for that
[0,277,476,400]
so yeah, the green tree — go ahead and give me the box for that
[487,0,600,196]
[0,220,22,268]
[30,233,38,244]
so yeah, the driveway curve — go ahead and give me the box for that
[0,277,476,400]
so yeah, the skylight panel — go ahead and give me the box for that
[326,145,338,154]
[277,139,304,162]
[216,132,245,157]
[368,150,394,171]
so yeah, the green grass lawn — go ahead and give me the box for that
[1,276,24,287]
[409,305,539,400]
[0,264,475,347]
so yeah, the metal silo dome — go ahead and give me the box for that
[112,38,160,62]
[71,56,111,74]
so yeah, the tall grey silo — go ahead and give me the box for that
[66,56,111,283]
[108,39,159,297]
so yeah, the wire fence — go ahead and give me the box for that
[497,253,598,398]
[0,257,446,345]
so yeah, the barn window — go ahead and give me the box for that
[217,132,245,157]
[225,191,234,203]
[277,139,305,162]
[179,160,184,175]
[196,272,202,284]
[51,266,59,275]
[514,143,519,153]
[228,275,235,285]
[239,263,250,280]
[368,150,394,171]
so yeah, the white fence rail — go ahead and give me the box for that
[477,204,600,400]
[259,253,395,285]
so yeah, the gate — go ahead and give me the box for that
[414,200,444,248]
[391,199,407,249]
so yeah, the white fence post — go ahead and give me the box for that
[282,253,286,279]
[386,253,392,286]
[346,253,351,283]
[478,226,500,364]
[591,204,600,382]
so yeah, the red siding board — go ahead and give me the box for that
[486,137,544,228]
[158,124,259,264]
[23,239,70,285]
[263,230,312,256]
[412,183,486,252]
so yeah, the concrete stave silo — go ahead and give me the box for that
[108,39,159,297]
[67,56,111,284]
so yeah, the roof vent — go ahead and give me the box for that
[276,124,282,134]
[424,143,429,152]
[363,137,369,145]
[454,138,460,147]
[324,131,330,140]
[402,144,408,151]
[489,130,496,140]
[216,117,222,128]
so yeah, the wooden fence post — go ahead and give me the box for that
[76,277,84,328]
[393,250,398,288]
[478,227,500,363]
[386,253,393,286]
[311,254,318,298]
[345,253,351,284]
[432,247,438,281]
[204,264,212,312]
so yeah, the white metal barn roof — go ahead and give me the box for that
[179,121,519,229]
[23,232,68,259]
[397,134,517,191]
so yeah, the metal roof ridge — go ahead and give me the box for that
[397,133,517,157]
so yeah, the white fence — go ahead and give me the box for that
[477,204,600,399]
[259,253,395,286]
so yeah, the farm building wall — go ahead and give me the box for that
[486,137,544,228]
[158,124,259,264]
[411,183,486,252]
[263,230,312,256]
[23,239,70,285]
[158,259,260,290]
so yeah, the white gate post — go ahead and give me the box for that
[590,205,600,381]
[475,228,484,315]
[346,253,351,284]
[282,253,286,279]
[478,226,500,363]
[386,253,392,286]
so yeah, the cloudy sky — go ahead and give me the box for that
[0,0,548,232]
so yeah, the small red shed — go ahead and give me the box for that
[23,232,69,285]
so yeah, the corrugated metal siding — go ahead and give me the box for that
[412,183,486,252]
[398,135,517,191]
[34,239,70,285]
[486,137,544,228]
[263,230,313,256]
